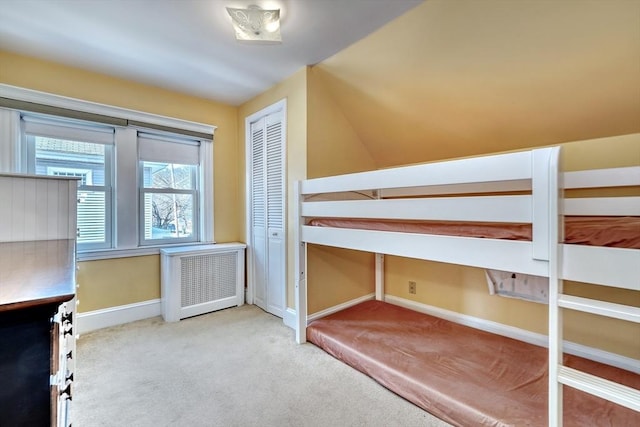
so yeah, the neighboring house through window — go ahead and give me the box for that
[25,117,114,250]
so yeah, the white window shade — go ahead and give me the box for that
[22,115,114,145]
[138,133,200,165]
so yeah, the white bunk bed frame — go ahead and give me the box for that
[293,146,640,426]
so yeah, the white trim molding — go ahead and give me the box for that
[283,293,377,328]
[283,307,297,330]
[0,84,216,136]
[0,108,21,173]
[76,299,161,335]
[307,293,376,323]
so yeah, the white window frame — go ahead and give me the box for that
[0,84,216,261]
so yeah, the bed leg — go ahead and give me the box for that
[375,253,384,301]
[295,241,307,344]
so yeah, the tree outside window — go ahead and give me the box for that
[142,161,197,241]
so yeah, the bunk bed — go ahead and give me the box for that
[293,146,640,426]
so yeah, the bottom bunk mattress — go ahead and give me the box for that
[306,300,639,427]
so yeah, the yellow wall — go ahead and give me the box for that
[237,68,307,309]
[77,256,160,312]
[0,50,241,312]
[305,66,380,313]
[561,133,640,171]
[316,0,640,167]
[306,67,377,179]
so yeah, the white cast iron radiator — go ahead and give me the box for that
[160,243,246,322]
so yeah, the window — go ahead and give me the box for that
[3,100,215,259]
[141,162,198,244]
[138,133,200,245]
[24,116,114,250]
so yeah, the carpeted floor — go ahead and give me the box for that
[73,304,451,427]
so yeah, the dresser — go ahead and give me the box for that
[0,174,77,426]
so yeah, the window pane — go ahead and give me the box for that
[32,136,110,247]
[35,137,106,185]
[77,190,106,244]
[142,162,195,190]
[143,193,194,240]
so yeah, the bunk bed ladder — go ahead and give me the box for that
[553,295,640,416]
[550,165,640,425]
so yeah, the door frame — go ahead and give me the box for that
[244,98,287,314]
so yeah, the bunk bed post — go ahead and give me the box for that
[294,181,307,344]
[373,188,385,301]
[539,147,563,426]
[375,254,384,301]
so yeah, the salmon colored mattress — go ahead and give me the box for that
[308,216,640,249]
[307,301,640,427]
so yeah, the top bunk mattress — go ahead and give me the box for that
[308,216,640,249]
[307,300,640,427]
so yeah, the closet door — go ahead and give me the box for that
[265,111,284,318]
[249,110,285,318]
[250,118,268,312]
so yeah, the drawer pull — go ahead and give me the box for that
[63,327,73,337]
[62,312,73,324]
[60,384,72,401]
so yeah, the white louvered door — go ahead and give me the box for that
[249,109,285,318]
[265,112,285,317]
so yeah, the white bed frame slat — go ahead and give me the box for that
[302,225,549,277]
[558,294,640,323]
[302,195,532,223]
[563,196,640,216]
[379,179,532,198]
[301,150,533,195]
[564,166,640,189]
[558,366,640,412]
[561,245,640,290]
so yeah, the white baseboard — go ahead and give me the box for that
[385,295,639,374]
[283,307,296,330]
[307,293,376,323]
[77,299,161,335]
[281,293,377,330]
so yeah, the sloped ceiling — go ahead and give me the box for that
[316,0,640,167]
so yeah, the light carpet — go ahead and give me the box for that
[73,304,451,427]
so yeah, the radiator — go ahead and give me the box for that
[160,243,246,322]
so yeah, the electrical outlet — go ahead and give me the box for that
[409,281,416,294]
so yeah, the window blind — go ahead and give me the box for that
[138,133,200,165]
[22,115,115,145]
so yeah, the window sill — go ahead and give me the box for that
[77,242,216,261]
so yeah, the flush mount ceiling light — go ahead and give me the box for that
[226,5,281,42]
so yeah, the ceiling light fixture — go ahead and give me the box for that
[226,5,281,43]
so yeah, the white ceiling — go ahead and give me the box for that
[0,0,423,106]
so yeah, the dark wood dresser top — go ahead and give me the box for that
[0,240,75,312]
